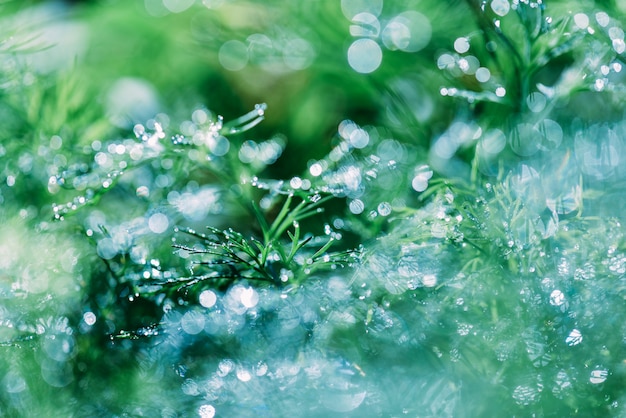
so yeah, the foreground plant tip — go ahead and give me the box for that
[137,191,361,297]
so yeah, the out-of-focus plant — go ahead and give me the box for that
[434,0,626,178]
[51,104,269,221]
[2,0,626,416]
[48,101,359,341]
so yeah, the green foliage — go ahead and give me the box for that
[1,0,626,416]
[138,191,359,296]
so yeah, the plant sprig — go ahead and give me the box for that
[142,191,359,294]
[51,104,268,220]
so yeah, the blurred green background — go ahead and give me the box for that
[2,0,626,416]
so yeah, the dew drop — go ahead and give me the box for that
[475,67,491,82]
[553,370,572,394]
[96,238,118,260]
[192,108,209,125]
[236,368,252,382]
[82,312,96,326]
[209,136,230,156]
[565,329,582,346]
[3,370,26,394]
[240,287,259,308]
[491,0,510,17]
[40,358,73,388]
[198,404,216,418]
[510,123,540,156]
[422,274,437,287]
[283,38,315,70]
[219,40,248,71]
[347,38,382,74]
[350,12,380,38]
[254,103,267,116]
[290,177,303,189]
[171,134,187,145]
[181,378,199,396]
[199,290,217,308]
[50,135,62,150]
[381,11,431,53]
[377,201,391,216]
[43,334,74,362]
[479,128,506,155]
[181,310,205,335]
[411,165,433,192]
[255,361,268,376]
[411,175,428,192]
[217,359,234,376]
[454,37,470,54]
[526,92,547,113]
[574,13,589,30]
[437,53,455,70]
[596,12,610,27]
[549,289,565,306]
[590,368,608,384]
[348,128,369,149]
[512,385,538,405]
[148,213,169,234]
[310,162,323,177]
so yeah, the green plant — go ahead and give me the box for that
[2,1,626,417]
[169,192,358,287]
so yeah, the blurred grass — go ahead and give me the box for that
[1,0,626,416]
[63,0,474,172]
